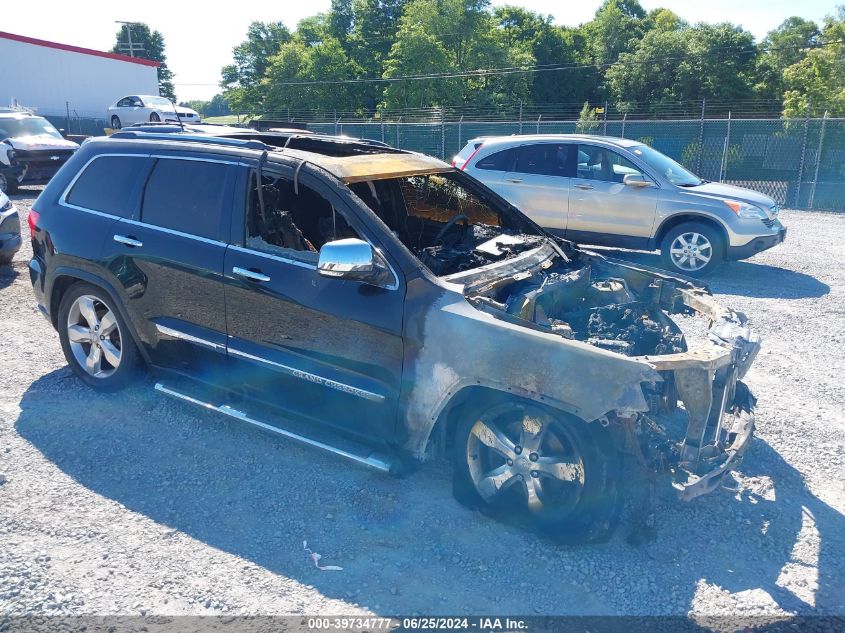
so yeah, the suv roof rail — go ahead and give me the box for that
[109,130,272,151]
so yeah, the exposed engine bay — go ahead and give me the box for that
[463,253,689,358]
[417,224,546,276]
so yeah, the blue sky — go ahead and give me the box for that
[2,0,838,101]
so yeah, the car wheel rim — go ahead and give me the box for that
[670,232,713,272]
[466,404,585,515]
[67,295,122,378]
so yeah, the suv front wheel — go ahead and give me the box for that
[660,221,724,277]
[58,283,143,390]
[452,396,621,543]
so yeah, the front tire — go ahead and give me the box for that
[0,172,18,194]
[58,283,143,391]
[452,396,621,543]
[660,221,724,277]
[110,115,122,130]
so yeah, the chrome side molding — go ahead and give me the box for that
[154,382,393,473]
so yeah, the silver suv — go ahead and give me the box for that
[455,134,786,276]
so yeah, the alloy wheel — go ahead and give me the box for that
[466,404,585,514]
[66,295,122,378]
[669,231,713,272]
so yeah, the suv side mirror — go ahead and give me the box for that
[623,173,654,188]
[318,238,377,281]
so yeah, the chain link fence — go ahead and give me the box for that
[38,101,844,211]
[303,115,844,212]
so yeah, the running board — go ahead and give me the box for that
[154,382,394,473]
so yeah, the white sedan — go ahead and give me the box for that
[107,95,201,129]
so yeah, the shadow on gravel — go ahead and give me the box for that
[591,249,830,300]
[0,263,18,290]
[14,370,845,617]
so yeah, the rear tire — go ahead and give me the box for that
[150,112,161,122]
[58,283,143,391]
[660,221,724,277]
[110,115,122,130]
[452,395,621,543]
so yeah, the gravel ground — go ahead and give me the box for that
[1,188,843,620]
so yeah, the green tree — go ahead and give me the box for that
[606,22,757,112]
[755,17,820,101]
[782,8,844,117]
[576,101,600,132]
[221,21,291,112]
[112,24,175,100]
[584,0,647,67]
[263,37,364,115]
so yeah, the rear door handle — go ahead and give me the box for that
[113,234,143,248]
[574,183,594,190]
[505,178,523,183]
[233,266,271,283]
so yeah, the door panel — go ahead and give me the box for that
[566,145,660,247]
[223,167,404,442]
[107,220,229,381]
[500,143,575,232]
[102,155,236,382]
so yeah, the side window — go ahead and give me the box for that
[141,158,229,240]
[576,145,644,183]
[475,148,517,171]
[117,98,131,107]
[245,170,360,264]
[514,144,575,177]
[66,155,145,217]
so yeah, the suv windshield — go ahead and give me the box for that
[630,144,702,187]
[349,171,548,276]
[0,116,63,141]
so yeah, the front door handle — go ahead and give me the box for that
[574,183,594,191]
[113,234,143,248]
[233,266,271,283]
[505,178,523,183]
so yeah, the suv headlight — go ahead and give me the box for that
[724,200,767,219]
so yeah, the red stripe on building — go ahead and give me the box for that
[0,31,161,67]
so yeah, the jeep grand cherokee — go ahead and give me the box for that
[28,131,760,542]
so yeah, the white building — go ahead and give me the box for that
[0,31,160,120]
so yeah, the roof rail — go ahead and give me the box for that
[109,130,271,151]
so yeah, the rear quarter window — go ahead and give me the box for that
[65,155,146,217]
[475,147,518,171]
[141,158,230,240]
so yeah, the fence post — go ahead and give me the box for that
[719,111,732,182]
[65,102,70,133]
[458,115,463,151]
[696,98,706,173]
[621,113,627,138]
[537,114,542,134]
[809,111,828,210]
[518,101,523,135]
[334,110,338,135]
[440,107,446,159]
[381,120,385,143]
[603,101,608,135]
[795,113,810,208]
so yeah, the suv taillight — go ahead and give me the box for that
[28,208,40,239]
[460,144,483,170]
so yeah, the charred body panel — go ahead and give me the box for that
[399,240,759,500]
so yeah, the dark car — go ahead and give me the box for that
[0,189,21,263]
[28,131,760,542]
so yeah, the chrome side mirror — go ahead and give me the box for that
[623,173,654,188]
[318,238,375,280]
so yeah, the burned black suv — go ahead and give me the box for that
[29,131,760,542]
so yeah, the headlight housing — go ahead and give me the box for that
[724,200,768,220]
